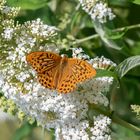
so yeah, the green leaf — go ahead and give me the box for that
[93,21,125,50]
[95,69,118,80]
[130,0,140,5]
[7,0,48,10]
[12,122,34,140]
[109,0,130,6]
[115,55,140,78]
[15,5,58,25]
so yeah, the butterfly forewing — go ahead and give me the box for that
[70,58,96,82]
[26,51,61,73]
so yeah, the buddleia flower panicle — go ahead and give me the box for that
[79,0,115,23]
[24,18,58,40]
[0,1,117,140]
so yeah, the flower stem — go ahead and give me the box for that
[112,114,140,132]
[72,24,140,45]
[72,34,99,45]
[89,103,140,132]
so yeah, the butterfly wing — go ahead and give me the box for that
[70,58,96,82]
[26,51,61,89]
[26,51,61,74]
[57,71,77,93]
[57,58,96,93]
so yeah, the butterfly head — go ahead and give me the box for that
[60,54,69,65]
[61,54,68,58]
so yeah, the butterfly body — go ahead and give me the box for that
[53,55,68,88]
[26,51,96,93]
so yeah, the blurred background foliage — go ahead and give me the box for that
[0,0,140,140]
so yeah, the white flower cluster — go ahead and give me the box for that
[91,56,116,70]
[1,18,15,41]
[1,27,14,40]
[91,115,111,140]
[72,47,90,60]
[55,120,90,140]
[0,1,115,140]
[79,0,115,23]
[24,18,58,39]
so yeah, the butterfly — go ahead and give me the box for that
[26,51,96,93]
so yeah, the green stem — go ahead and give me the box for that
[90,103,140,132]
[113,115,140,132]
[72,24,140,45]
[72,34,99,45]
[115,24,140,32]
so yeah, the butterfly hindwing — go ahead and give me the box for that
[37,65,59,89]
[26,51,61,73]
[38,73,54,89]
[57,73,77,93]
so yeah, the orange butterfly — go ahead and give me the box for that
[26,51,96,93]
